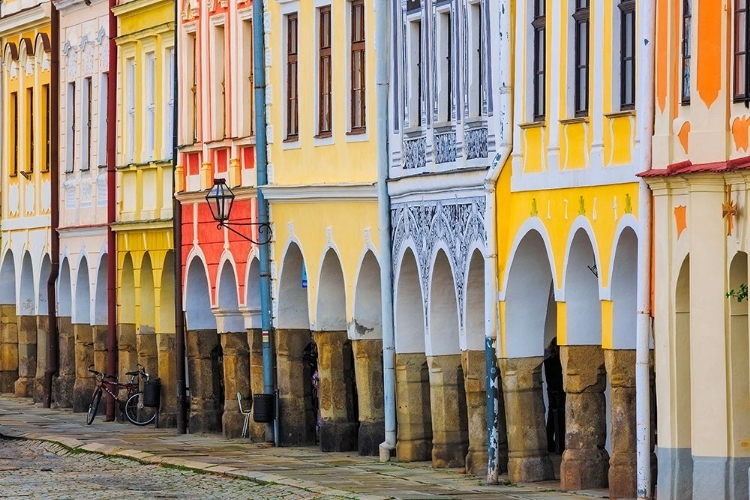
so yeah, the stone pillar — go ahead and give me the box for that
[498,356,554,483]
[73,324,95,412]
[560,345,609,491]
[275,329,316,446]
[186,329,222,433]
[157,331,177,427]
[34,315,49,402]
[427,354,469,468]
[395,352,433,461]
[353,339,385,456]
[462,349,488,475]
[220,331,250,438]
[92,325,108,375]
[247,328,265,441]
[15,315,38,397]
[314,331,358,452]
[55,316,75,407]
[604,349,636,499]
[117,323,137,380]
[137,326,158,377]
[0,305,19,393]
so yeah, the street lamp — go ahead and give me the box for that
[206,178,272,245]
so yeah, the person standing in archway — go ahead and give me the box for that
[544,337,565,454]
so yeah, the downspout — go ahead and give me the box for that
[635,0,655,498]
[106,0,118,421]
[483,0,512,484]
[375,0,395,460]
[44,1,60,409]
[173,0,187,434]
[253,0,276,445]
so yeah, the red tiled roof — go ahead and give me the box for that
[639,155,750,177]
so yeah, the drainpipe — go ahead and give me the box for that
[173,0,187,434]
[253,0,276,445]
[375,0,395,460]
[635,1,655,498]
[106,0,118,421]
[483,0,512,484]
[44,1,60,409]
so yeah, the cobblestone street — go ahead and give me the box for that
[0,438,330,500]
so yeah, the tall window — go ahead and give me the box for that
[286,13,299,139]
[126,58,135,162]
[532,0,546,120]
[82,77,92,171]
[469,2,483,117]
[318,6,332,136]
[27,88,34,173]
[408,18,422,127]
[619,0,635,109]
[213,25,226,139]
[99,73,108,167]
[573,0,589,116]
[242,19,255,136]
[437,10,452,122]
[681,0,692,104]
[165,47,175,154]
[145,52,155,160]
[66,84,75,172]
[350,0,366,132]
[42,84,50,172]
[10,92,18,176]
[735,0,750,101]
[188,33,197,142]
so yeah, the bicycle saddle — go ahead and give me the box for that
[125,371,140,376]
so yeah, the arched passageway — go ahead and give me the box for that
[138,254,158,382]
[16,252,37,397]
[72,257,93,412]
[34,255,51,402]
[0,251,17,393]
[56,258,74,406]
[119,254,137,380]
[245,257,265,441]
[93,255,108,374]
[158,251,177,427]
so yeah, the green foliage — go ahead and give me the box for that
[727,283,748,303]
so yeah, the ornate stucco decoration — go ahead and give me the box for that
[434,131,457,164]
[403,136,426,169]
[465,127,488,160]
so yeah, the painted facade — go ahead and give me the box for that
[55,0,110,412]
[264,0,385,454]
[176,0,263,439]
[112,0,177,425]
[0,1,52,404]
[645,1,750,498]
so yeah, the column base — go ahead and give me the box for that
[358,420,385,456]
[14,376,34,397]
[73,378,95,413]
[54,374,75,408]
[508,454,555,483]
[320,421,358,452]
[609,452,636,499]
[560,448,609,490]
[222,408,248,439]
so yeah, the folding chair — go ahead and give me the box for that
[237,391,252,438]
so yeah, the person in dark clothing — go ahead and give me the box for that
[544,337,565,454]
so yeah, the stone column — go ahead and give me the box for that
[353,339,385,456]
[395,353,433,461]
[462,349,488,475]
[15,315,38,397]
[73,324,95,412]
[247,328,265,441]
[55,316,75,407]
[220,331,250,438]
[137,326,158,377]
[314,331,358,452]
[498,356,554,483]
[275,329,316,446]
[604,349,636,499]
[428,354,469,468]
[0,305,19,393]
[157,331,176,427]
[92,325,108,374]
[117,323,137,381]
[34,315,49,402]
[560,345,609,491]
[186,329,222,433]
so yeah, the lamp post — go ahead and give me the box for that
[206,178,272,245]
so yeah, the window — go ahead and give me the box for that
[188,33,197,142]
[317,6,332,136]
[619,0,635,109]
[82,77,92,171]
[10,91,18,176]
[145,52,155,160]
[437,10,452,122]
[735,0,750,101]
[573,0,589,116]
[681,0,692,104]
[468,2,483,117]
[126,58,135,163]
[350,0,365,132]
[27,88,34,173]
[532,0,546,120]
[242,19,254,136]
[66,84,75,172]
[165,47,175,154]
[42,84,50,172]
[99,73,108,167]
[213,25,226,139]
[286,13,299,140]
[408,17,422,127]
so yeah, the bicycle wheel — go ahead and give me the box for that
[86,388,102,425]
[125,392,157,426]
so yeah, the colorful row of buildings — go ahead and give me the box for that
[0,0,747,499]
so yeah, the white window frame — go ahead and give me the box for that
[406,13,422,128]
[126,57,135,163]
[98,72,108,168]
[144,51,155,161]
[211,18,227,140]
[281,1,301,149]
[346,0,368,140]
[238,9,254,137]
[66,81,76,172]
[82,76,92,171]
[164,46,175,157]
[436,7,452,123]
[467,0,483,118]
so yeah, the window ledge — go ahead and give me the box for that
[282,138,300,150]
[518,121,545,130]
[313,135,334,147]
[603,110,636,119]
[560,116,589,125]
[404,126,424,138]
[433,121,455,133]
[465,117,486,129]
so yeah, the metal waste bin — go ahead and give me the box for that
[253,393,275,423]
[143,378,161,408]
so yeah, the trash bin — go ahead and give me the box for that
[253,393,275,423]
[143,379,161,408]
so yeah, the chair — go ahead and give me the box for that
[237,392,252,438]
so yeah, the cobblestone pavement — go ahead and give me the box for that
[0,438,329,499]
[0,395,609,500]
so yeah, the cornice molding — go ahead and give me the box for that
[110,219,173,232]
[388,168,487,201]
[176,186,258,203]
[262,183,377,204]
[112,0,172,18]
[0,3,50,34]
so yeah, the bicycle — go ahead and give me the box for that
[85,364,157,426]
